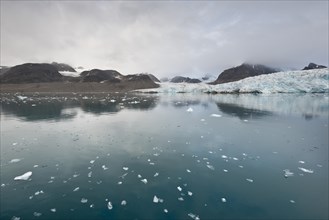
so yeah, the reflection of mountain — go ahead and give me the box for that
[216,102,272,120]
[0,94,159,121]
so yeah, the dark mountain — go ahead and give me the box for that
[146,74,160,83]
[211,63,278,85]
[0,66,11,75]
[0,63,63,83]
[80,69,122,83]
[170,76,201,83]
[302,63,327,70]
[51,62,76,72]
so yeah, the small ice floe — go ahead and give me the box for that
[9,158,22,163]
[206,165,215,170]
[149,162,155,165]
[223,169,228,173]
[34,190,44,196]
[88,171,92,178]
[188,213,200,220]
[110,99,116,103]
[141,179,148,184]
[164,209,168,213]
[118,181,122,185]
[102,165,108,170]
[154,172,159,177]
[120,173,128,179]
[177,186,182,191]
[243,119,248,122]
[12,142,18,146]
[90,204,94,208]
[221,198,227,203]
[283,169,294,178]
[31,104,37,107]
[188,191,193,196]
[290,200,296,203]
[201,119,205,122]
[73,187,80,192]
[81,198,88,203]
[17,95,27,101]
[90,160,95,164]
[1,183,5,187]
[50,208,56,212]
[239,165,244,168]
[29,196,33,199]
[186,107,193,112]
[14,171,32,181]
[153,195,163,203]
[33,212,42,217]
[121,200,127,206]
[11,216,20,220]
[317,164,323,168]
[123,167,129,171]
[186,169,191,173]
[73,174,80,178]
[178,197,184,201]
[298,167,314,173]
[33,165,39,168]
[137,174,142,178]
[107,201,113,210]
[298,161,305,164]
[246,178,254,183]
[233,157,239,161]
[210,114,222,118]
[221,155,228,159]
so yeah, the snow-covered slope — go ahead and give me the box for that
[59,71,81,77]
[137,68,329,94]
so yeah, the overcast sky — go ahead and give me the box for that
[1,1,328,77]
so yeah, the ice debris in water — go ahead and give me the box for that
[283,169,294,178]
[221,198,227,203]
[186,169,191,173]
[188,213,200,220]
[177,186,182,191]
[187,107,193,112]
[34,190,44,196]
[11,216,20,220]
[88,171,92,178]
[207,165,215,170]
[223,169,228,173]
[221,155,228,159]
[107,201,113,210]
[153,195,164,203]
[73,187,79,192]
[14,171,32,181]
[298,167,314,173]
[118,181,123,185]
[154,172,159,177]
[298,161,305,164]
[17,95,27,100]
[81,198,88,203]
[90,204,94,208]
[102,165,108,170]
[246,178,254,183]
[123,167,129,171]
[12,142,18,146]
[290,200,296,203]
[188,191,193,196]
[90,160,95,164]
[1,183,5,187]
[33,165,39,168]
[50,208,56,212]
[33,212,42,217]
[121,200,127,206]
[137,174,142,178]
[141,179,148,184]
[210,114,221,117]
[164,209,168,213]
[178,197,184,201]
[9,158,22,163]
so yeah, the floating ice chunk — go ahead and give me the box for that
[118,181,122,185]
[1,183,5,187]
[201,119,205,122]
[137,174,142,178]
[164,209,168,213]
[239,165,244,168]
[90,204,94,208]
[73,187,79,192]
[11,216,20,220]
[17,96,27,100]
[298,167,314,173]
[121,200,127,206]
[9,158,22,163]
[81,198,88,203]
[29,196,33,199]
[290,200,296,203]
[33,165,39,168]
[12,142,18,146]
[211,114,222,118]
[283,169,294,178]
[317,164,323,168]
[188,213,200,220]
[233,157,239,161]
[107,201,113,210]
[246,178,254,183]
[102,165,108,170]
[33,212,42,217]
[298,161,305,164]
[223,169,228,172]
[120,173,128,179]
[243,120,248,122]
[207,165,215,170]
[186,169,191,173]
[14,171,32,181]
[110,99,116,103]
[221,155,228,159]
[221,198,227,203]
[88,171,92,178]
[73,174,80,178]
[186,107,193,112]
[188,191,193,196]
[141,179,148,184]
[123,167,129,171]
[90,160,95,164]
[242,153,247,156]
[177,186,182,191]
[178,197,184,201]
[153,196,159,203]
[34,191,44,196]
[149,162,155,165]
[154,172,159,177]
[50,208,56,212]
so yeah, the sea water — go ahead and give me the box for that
[0,93,328,219]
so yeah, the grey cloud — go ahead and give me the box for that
[1,1,328,78]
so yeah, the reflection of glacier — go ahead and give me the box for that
[139,68,329,94]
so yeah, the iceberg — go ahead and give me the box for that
[107,201,113,210]
[14,171,32,181]
[298,167,314,173]
[137,68,329,94]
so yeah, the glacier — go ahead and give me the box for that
[137,68,328,94]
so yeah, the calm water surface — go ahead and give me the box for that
[0,93,328,220]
